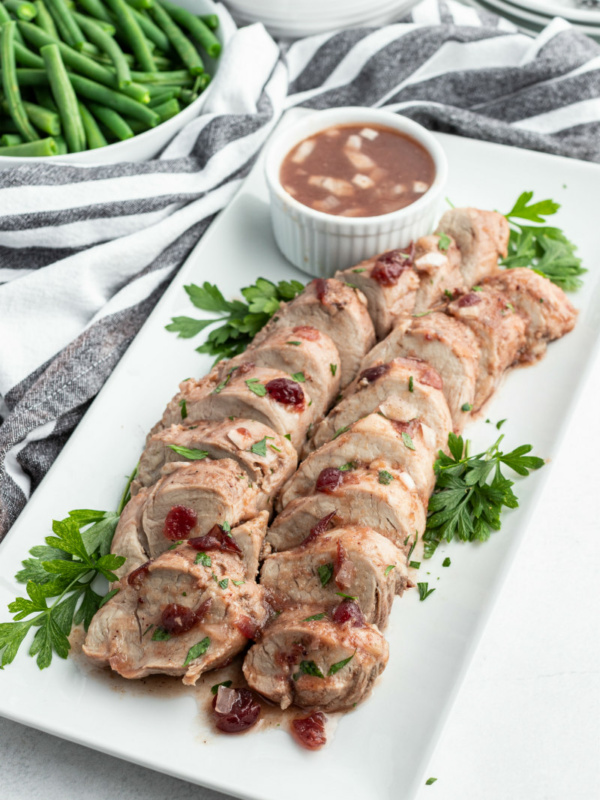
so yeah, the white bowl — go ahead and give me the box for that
[264,107,448,278]
[0,0,234,167]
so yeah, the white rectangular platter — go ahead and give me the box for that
[1,122,599,800]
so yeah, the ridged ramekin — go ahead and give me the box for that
[264,107,448,278]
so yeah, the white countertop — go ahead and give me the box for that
[2,349,599,800]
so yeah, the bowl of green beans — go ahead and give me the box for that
[0,0,232,164]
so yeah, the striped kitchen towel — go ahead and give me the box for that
[1,0,599,538]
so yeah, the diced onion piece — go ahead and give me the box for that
[345,134,362,150]
[360,127,378,140]
[313,195,341,213]
[371,167,387,182]
[227,428,252,449]
[344,148,376,171]
[308,175,354,197]
[325,127,340,137]
[339,208,367,217]
[392,183,407,195]
[215,685,237,715]
[284,185,297,197]
[413,180,429,194]
[399,471,416,491]
[421,424,436,449]
[415,251,447,270]
[292,139,316,164]
[352,173,375,190]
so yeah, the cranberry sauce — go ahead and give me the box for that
[265,378,305,410]
[127,561,151,588]
[359,363,390,383]
[315,467,345,494]
[291,711,327,750]
[160,603,198,636]
[189,524,241,554]
[457,292,483,307]
[164,505,197,541]
[332,598,365,628]
[212,686,261,734]
[301,511,336,546]
[371,244,415,286]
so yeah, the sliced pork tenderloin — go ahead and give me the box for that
[280,413,437,509]
[243,606,388,712]
[110,487,151,581]
[268,466,425,560]
[482,267,578,361]
[334,246,419,339]
[412,234,466,313]
[260,525,407,628]
[437,207,509,285]
[447,288,527,409]
[253,279,375,389]
[134,418,297,497]
[361,313,480,428]
[309,357,452,453]
[84,544,269,684]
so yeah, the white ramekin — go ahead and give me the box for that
[264,107,448,278]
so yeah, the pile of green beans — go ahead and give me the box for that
[0,0,220,156]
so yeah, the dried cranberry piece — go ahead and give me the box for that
[127,561,151,588]
[237,362,255,375]
[212,687,261,733]
[302,511,336,546]
[360,363,390,383]
[457,292,482,308]
[334,540,355,590]
[291,712,327,751]
[371,245,414,286]
[235,614,259,640]
[315,467,344,494]
[292,325,320,341]
[314,278,329,302]
[189,524,241,554]
[160,603,198,636]
[332,599,365,628]
[164,505,197,541]
[265,378,305,410]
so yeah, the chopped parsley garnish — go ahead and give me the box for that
[444,289,453,299]
[384,565,395,576]
[183,637,210,666]
[245,379,267,397]
[213,369,235,394]
[352,267,366,273]
[99,588,119,607]
[218,578,229,590]
[304,612,326,622]
[168,540,184,550]
[166,278,305,361]
[378,470,394,485]
[423,431,544,558]
[338,462,356,472]
[407,533,418,561]
[293,660,324,680]
[333,425,349,440]
[418,582,435,601]
[425,777,438,785]
[232,580,245,586]
[438,232,451,251]
[461,403,472,412]
[335,592,357,600]
[328,653,354,676]
[442,557,451,567]
[409,561,421,569]
[221,521,231,533]
[168,445,209,461]
[152,627,171,641]
[179,398,188,419]
[317,563,334,587]
[408,375,414,392]
[250,436,269,457]
[211,680,232,695]
[269,444,281,453]
[330,363,338,377]
[286,341,301,346]
[291,372,306,382]
[496,418,507,430]
[401,432,416,450]
[284,433,291,441]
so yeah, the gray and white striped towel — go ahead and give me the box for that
[1,0,599,538]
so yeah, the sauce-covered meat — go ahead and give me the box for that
[280,124,435,218]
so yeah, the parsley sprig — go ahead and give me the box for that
[166,278,305,362]
[423,433,544,558]
[502,191,586,291]
[0,469,136,670]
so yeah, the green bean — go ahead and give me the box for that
[76,12,131,87]
[14,40,44,67]
[18,22,150,102]
[0,67,47,85]
[73,11,115,35]
[151,95,178,121]
[105,0,155,72]
[125,0,153,9]
[196,72,210,91]
[53,132,66,153]
[149,2,202,75]
[78,100,106,147]
[178,87,196,104]
[34,0,58,35]
[147,86,176,105]
[24,99,60,134]
[0,132,22,145]
[0,136,56,155]
[44,0,87,50]
[68,72,159,125]
[41,43,85,151]
[0,1,26,44]
[143,81,178,97]
[1,23,39,141]
[160,0,220,58]
[200,14,218,30]
[127,6,170,52]
[130,68,191,85]
[88,101,133,139]
[121,114,147,134]
[75,0,113,25]
[5,0,37,20]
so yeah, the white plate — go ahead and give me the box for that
[467,0,600,38]
[1,113,599,800]
[507,0,600,24]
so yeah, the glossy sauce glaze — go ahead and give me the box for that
[280,124,435,218]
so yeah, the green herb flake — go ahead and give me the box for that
[179,398,188,419]
[408,375,414,392]
[425,777,438,786]
[168,540,184,550]
[328,653,354,676]
[152,627,171,642]
[330,363,338,376]
[286,341,301,346]
[333,425,349,440]
[418,582,435,601]
[98,588,119,608]
[496,418,507,430]
[194,552,211,567]
[352,268,366,273]
[222,521,231,533]
[461,403,473,412]
[335,592,357,600]
[291,372,306,382]
[250,436,268,457]
[317,563,334,587]
[438,232,452,251]
[245,379,267,397]
[168,445,209,461]
[384,565,395,576]
[338,462,356,472]
[442,557,451,567]
[211,680,232,695]
[183,637,211,666]
[269,444,282,453]
[444,289,453,299]
[218,578,229,590]
[293,660,324,680]
[402,432,416,450]
[284,433,291,441]
[409,560,421,569]
[378,470,394,485]
[472,285,482,291]
[304,612,326,622]
[232,580,245,586]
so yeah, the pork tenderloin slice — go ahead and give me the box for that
[412,234,466,313]
[309,357,452,452]
[281,414,436,509]
[231,325,341,421]
[482,267,577,360]
[447,288,527,409]
[362,313,480,429]
[83,545,269,684]
[243,606,388,712]
[153,371,222,438]
[268,466,425,556]
[161,364,314,451]
[141,459,264,561]
[260,526,407,628]
[334,248,419,339]
[253,278,375,389]
[437,207,509,286]
[134,418,297,496]
[111,487,151,582]
[231,511,269,581]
